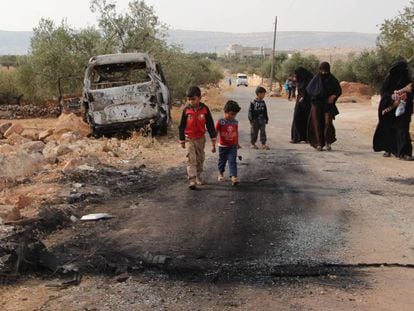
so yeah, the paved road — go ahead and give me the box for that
[50,86,413,275]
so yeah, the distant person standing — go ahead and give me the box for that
[228,78,232,87]
[288,78,294,101]
[306,62,342,151]
[284,78,290,97]
[249,86,270,150]
[290,67,314,144]
[373,60,413,161]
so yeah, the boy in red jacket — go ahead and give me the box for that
[179,86,217,190]
[216,100,242,186]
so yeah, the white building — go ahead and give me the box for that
[218,44,273,59]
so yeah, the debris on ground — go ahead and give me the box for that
[80,213,115,221]
[46,273,82,289]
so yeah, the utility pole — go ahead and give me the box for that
[261,46,264,85]
[270,16,278,91]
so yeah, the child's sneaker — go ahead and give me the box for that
[218,173,225,182]
[262,145,270,150]
[196,175,204,185]
[231,176,239,186]
[251,144,259,150]
[188,181,197,190]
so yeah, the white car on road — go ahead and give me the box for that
[236,73,249,87]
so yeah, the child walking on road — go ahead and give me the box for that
[179,86,217,190]
[249,86,270,150]
[216,100,242,186]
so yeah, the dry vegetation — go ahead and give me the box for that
[0,87,228,224]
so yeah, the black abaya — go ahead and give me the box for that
[373,61,413,158]
[291,67,313,143]
[306,63,342,149]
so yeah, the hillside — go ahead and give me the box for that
[167,30,378,53]
[0,30,32,55]
[0,29,378,55]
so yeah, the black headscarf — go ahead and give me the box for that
[381,60,411,96]
[319,62,331,73]
[294,67,314,91]
[306,62,341,100]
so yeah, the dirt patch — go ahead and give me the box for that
[201,86,228,112]
[340,82,374,97]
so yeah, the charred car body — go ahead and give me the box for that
[82,53,171,136]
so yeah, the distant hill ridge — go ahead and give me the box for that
[0,29,378,55]
[167,30,378,53]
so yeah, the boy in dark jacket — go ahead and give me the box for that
[248,86,270,150]
[179,86,217,190]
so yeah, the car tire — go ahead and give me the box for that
[153,115,169,136]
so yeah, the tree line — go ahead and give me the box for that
[0,0,223,105]
[218,1,414,90]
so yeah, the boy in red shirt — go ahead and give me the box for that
[216,100,242,186]
[179,86,217,190]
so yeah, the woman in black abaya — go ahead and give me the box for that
[306,62,342,151]
[290,67,314,144]
[373,60,413,161]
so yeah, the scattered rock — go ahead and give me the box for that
[0,144,15,154]
[62,158,81,173]
[0,152,45,179]
[21,129,40,141]
[115,273,130,283]
[39,129,54,141]
[54,113,91,138]
[0,205,21,221]
[20,141,46,153]
[4,124,24,138]
[42,142,59,164]
[55,145,73,157]
[62,156,100,174]
[143,252,170,265]
[58,132,82,145]
[0,122,12,136]
[7,133,30,146]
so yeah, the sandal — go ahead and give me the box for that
[400,155,413,161]
[383,152,391,158]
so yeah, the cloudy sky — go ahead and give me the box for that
[0,0,411,33]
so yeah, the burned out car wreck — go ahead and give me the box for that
[82,53,171,136]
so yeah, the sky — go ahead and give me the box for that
[0,0,411,33]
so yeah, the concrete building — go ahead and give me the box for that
[218,44,273,59]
